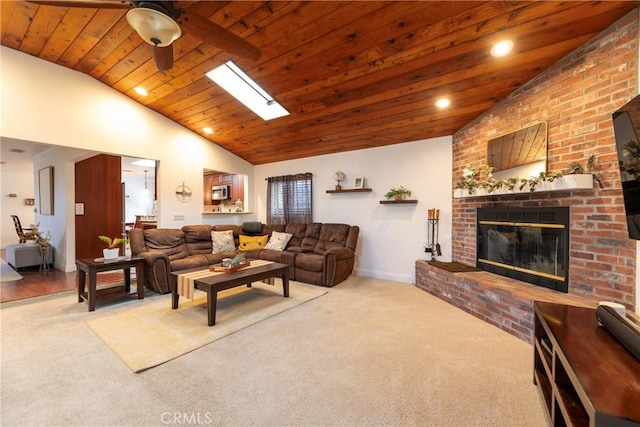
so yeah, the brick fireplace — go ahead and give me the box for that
[416,9,639,342]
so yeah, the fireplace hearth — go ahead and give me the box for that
[476,207,569,292]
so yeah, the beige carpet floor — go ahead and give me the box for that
[86,280,326,372]
[0,276,546,426]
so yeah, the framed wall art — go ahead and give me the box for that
[353,177,364,189]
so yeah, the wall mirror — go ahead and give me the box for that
[486,121,548,180]
[38,166,54,215]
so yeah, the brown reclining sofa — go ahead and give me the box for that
[129,222,359,294]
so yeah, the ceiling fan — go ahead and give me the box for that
[26,1,262,71]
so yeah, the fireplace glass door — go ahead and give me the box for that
[477,221,568,291]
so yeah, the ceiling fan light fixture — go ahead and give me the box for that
[126,8,181,47]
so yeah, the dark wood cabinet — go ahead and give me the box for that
[231,174,244,203]
[204,173,215,205]
[533,301,640,426]
[204,172,244,205]
[216,173,231,185]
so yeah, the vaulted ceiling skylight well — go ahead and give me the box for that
[206,61,289,121]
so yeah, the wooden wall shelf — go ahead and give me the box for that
[326,188,372,193]
[380,199,418,204]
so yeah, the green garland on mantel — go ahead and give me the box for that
[455,155,596,195]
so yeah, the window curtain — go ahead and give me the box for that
[266,173,313,225]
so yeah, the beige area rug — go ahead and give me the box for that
[85,280,326,372]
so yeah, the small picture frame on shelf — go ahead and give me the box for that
[353,177,364,189]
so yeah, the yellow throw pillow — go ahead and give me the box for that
[238,235,268,251]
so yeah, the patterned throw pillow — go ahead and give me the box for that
[211,230,235,254]
[264,231,293,251]
[238,235,268,251]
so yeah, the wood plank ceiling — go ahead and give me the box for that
[2,1,638,165]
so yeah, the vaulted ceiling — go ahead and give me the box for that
[2,1,638,165]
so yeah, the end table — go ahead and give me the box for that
[76,256,145,311]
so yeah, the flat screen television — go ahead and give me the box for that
[613,94,640,240]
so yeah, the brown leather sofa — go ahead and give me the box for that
[129,223,359,294]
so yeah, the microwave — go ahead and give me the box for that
[212,185,229,200]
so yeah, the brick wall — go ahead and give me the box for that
[451,10,639,308]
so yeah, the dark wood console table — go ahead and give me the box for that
[533,301,640,426]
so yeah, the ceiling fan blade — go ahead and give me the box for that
[25,0,131,9]
[179,9,261,62]
[152,45,174,71]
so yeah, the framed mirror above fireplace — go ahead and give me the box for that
[486,121,548,181]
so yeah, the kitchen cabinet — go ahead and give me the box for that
[204,173,215,205]
[216,173,231,184]
[231,175,244,203]
[204,172,245,205]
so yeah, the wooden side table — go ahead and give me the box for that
[76,256,145,311]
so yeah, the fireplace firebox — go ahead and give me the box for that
[476,207,569,292]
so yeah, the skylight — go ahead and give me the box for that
[206,61,289,121]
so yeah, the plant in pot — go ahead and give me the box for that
[384,186,412,200]
[32,223,52,270]
[98,235,128,260]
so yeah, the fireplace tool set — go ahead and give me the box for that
[425,208,442,260]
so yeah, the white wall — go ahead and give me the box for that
[30,146,86,271]
[254,137,453,283]
[1,47,256,271]
[1,163,35,245]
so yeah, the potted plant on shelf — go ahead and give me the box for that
[384,186,412,200]
[98,235,128,260]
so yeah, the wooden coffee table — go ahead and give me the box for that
[171,261,290,326]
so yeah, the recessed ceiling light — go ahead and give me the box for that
[134,87,148,96]
[435,98,451,109]
[203,127,213,135]
[491,40,514,57]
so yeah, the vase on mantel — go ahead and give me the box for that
[103,248,120,260]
